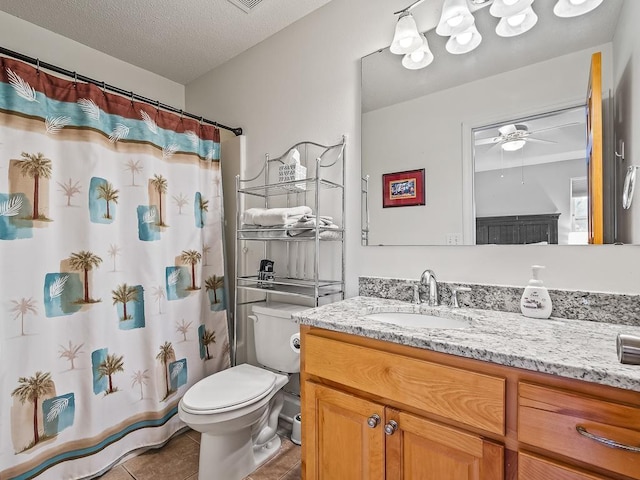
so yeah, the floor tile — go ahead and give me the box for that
[123,433,199,480]
[185,429,201,444]
[280,463,301,480]
[243,437,300,480]
[99,465,135,479]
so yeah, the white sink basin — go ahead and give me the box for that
[365,312,470,329]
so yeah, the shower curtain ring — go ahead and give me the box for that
[200,116,203,125]
[130,91,135,106]
[36,58,40,75]
[73,72,77,87]
[102,81,106,95]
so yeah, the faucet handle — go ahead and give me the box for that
[451,287,471,308]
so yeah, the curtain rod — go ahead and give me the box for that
[0,46,243,136]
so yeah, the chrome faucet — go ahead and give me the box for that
[419,269,439,306]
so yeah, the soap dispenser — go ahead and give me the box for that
[520,265,552,319]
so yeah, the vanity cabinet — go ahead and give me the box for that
[518,383,640,480]
[300,326,640,480]
[301,329,505,480]
[304,382,502,480]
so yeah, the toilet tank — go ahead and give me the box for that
[251,302,308,373]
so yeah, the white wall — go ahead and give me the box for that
[363,46,607,246]
[0,11,185,107]
[613,0,640,244]
[186,0,640,295]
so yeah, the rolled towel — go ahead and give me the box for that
[242,206,312,226]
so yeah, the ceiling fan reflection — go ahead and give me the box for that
[475,122,579,151]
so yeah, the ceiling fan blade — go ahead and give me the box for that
[526,137,557,144]
[475,136,501,146]
[527,122,581,135]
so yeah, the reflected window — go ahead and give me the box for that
[569,177,588,244]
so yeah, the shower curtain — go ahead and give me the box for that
[0,57,230,479]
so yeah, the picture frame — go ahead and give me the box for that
[382,168,426,208]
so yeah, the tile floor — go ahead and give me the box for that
[98,429,300,480]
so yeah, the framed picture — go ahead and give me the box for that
[382,168,425,208]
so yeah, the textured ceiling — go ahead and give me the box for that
[0,0,332,84]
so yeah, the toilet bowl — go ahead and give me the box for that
[178,302,307,480]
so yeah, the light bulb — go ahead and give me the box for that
[507,13,526,26]
[402,33,434,69]
[410,49,426,62]
[502,140,526,151]
[553,0,603,18]
[400,37,413,48]
[447,14,464,27]
[456,31,473,45]
[496,6,537,37]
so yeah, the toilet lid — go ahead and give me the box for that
[181,364,276,412]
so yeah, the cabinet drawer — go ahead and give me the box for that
[304,334,505,435]
[518,382,640,480]
[518,452,611,480]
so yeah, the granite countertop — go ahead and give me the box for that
[294,296,640,393]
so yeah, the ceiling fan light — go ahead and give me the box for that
[490,0,534,18]
[502,139,527,151]
[553,0,603,17]
[446,24,482,54]
[390,12,423,55]
[402,34,434,70]
[496,7,538,37]
[436,0,475,37]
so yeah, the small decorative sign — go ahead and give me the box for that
[382,169,425,208]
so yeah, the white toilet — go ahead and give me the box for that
[178,302,307,480]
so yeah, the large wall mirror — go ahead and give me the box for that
[361,0,639,246]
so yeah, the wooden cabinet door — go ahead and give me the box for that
[303,382,385,480]
[385,409,504,480]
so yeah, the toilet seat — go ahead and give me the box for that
[181,364,277,414]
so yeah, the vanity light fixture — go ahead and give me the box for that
[553,0,604,18]
[436,0,476,36]
[446,24,483,54]
[490,0,534,18]
[402,34,435,69]
[390,0,603,70]
[491,0,538,37]
[390,11,423,54]
[495,6,539,37]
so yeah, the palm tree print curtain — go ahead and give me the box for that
[0,57,230,479]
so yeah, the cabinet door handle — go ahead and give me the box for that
[576,425,640,452]
[384,420,398,435]
[367,414,381,428]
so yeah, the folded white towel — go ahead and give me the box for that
[242,206,312,227]
[287,215,339,236]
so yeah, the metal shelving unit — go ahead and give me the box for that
[232,137,346,363]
